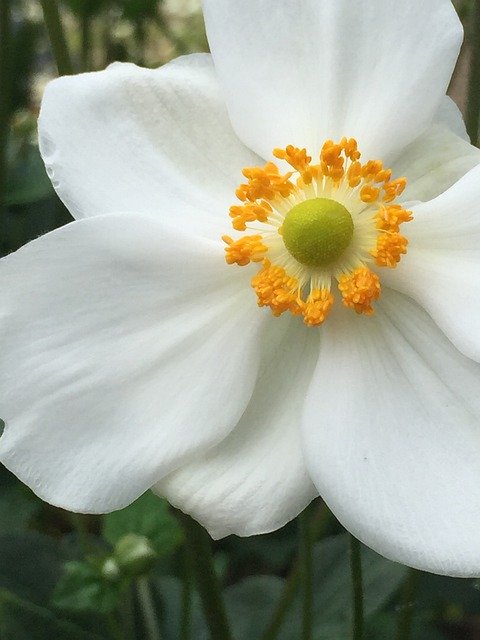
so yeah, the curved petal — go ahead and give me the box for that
[155,317,318,539]
[392,123,480,204]
[435,95,469,141]
[38,54,260,238]
[382,164,480,362]
[303,290,480,577]
[0,213,267,513]
[203,0,462,161]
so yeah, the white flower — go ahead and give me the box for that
[1,0,480,577]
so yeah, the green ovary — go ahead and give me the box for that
[282,198,354,267]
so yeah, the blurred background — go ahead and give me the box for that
[1,1,480,639]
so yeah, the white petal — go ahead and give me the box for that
[38,54,260,237]
[303,290,480,577]
[0,213,267,513]
[383,164,480,362]
[155,317,318,539]
[203,0,462,160]
[435,95,469,141]
[392,123,480,204]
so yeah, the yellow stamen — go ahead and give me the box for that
[236,162,294,202]
[372,233,408,267]
[223,235,268,266]
[301,289,334,327]
[383,177,407,203]
[360,185,380,204]
[251,260,301,317]
[338,268,381,316]
[376,205,413,233]
[229,201,272,231]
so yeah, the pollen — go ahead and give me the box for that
[302,289,335,327]
[223,138,412,326]
[252,260,302,318]
[372,233,408,267]
[223,235,268,266]
[338,268,381,316]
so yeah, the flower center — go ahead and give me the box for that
[282,198,354,267]
[222,138,412,327]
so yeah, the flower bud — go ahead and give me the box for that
[114,534,157,577]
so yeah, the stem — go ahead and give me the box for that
[261,503,332,640]
[180,513,232,640]
[466,0,480,144]
[80,11,92,71]
[262,564,301,640]
[180,547,192,640]
[119,585,136,640]
[137,576,163,640]
[350,535,364,640]
[395,569,419,640]
[0,0,12,220]
[107,613,125,640]
[69,513,92,556]
[298,511,313,640]
[39,0,74,76]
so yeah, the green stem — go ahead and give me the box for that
[80,12,92,71]
[0,0,12,220]
[261,503,332,640]
[69,513,92,556]
[262,564,301,640]
[180,547,192,640]
[107,613,125,640]
[39,0,74,76]
[395,569,419,640]
[137,576,163,640]
[180,514,232,640]
[350,535,364,640]
[466,0,480,144]
[298,511,313,640]
[119,585,136,640]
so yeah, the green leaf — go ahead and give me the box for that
[52,561,122,615]
[310,534,407,624]
[0,532,62,605]
[274,534,407,637]
[0,589,106,640]
[223,576,286,640]
[152,576,207,640]
[117,0,159,20]
[367,612,448,640]
[103,492,183,557]
[5,141,53,206]
[0,484,39,534]
[416,573,479,615]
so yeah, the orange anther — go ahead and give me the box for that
[338,268,381,315]
[372,233,408,267]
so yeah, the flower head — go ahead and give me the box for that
[2,0,480,577]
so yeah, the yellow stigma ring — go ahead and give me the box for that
[282,198,354,267]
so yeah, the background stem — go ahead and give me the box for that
[298,511,313,640]
[350,535,364,640]
[80,12,92,71]
[180,546,192,640]
[137,576,163,640]
[0,0,12,220]
[39,0,74,75]
[395,569,419,640]
[466,0,480,144]
[262,503,332,640]
[180,514,232,640]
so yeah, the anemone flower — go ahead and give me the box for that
[2,0,480,577]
